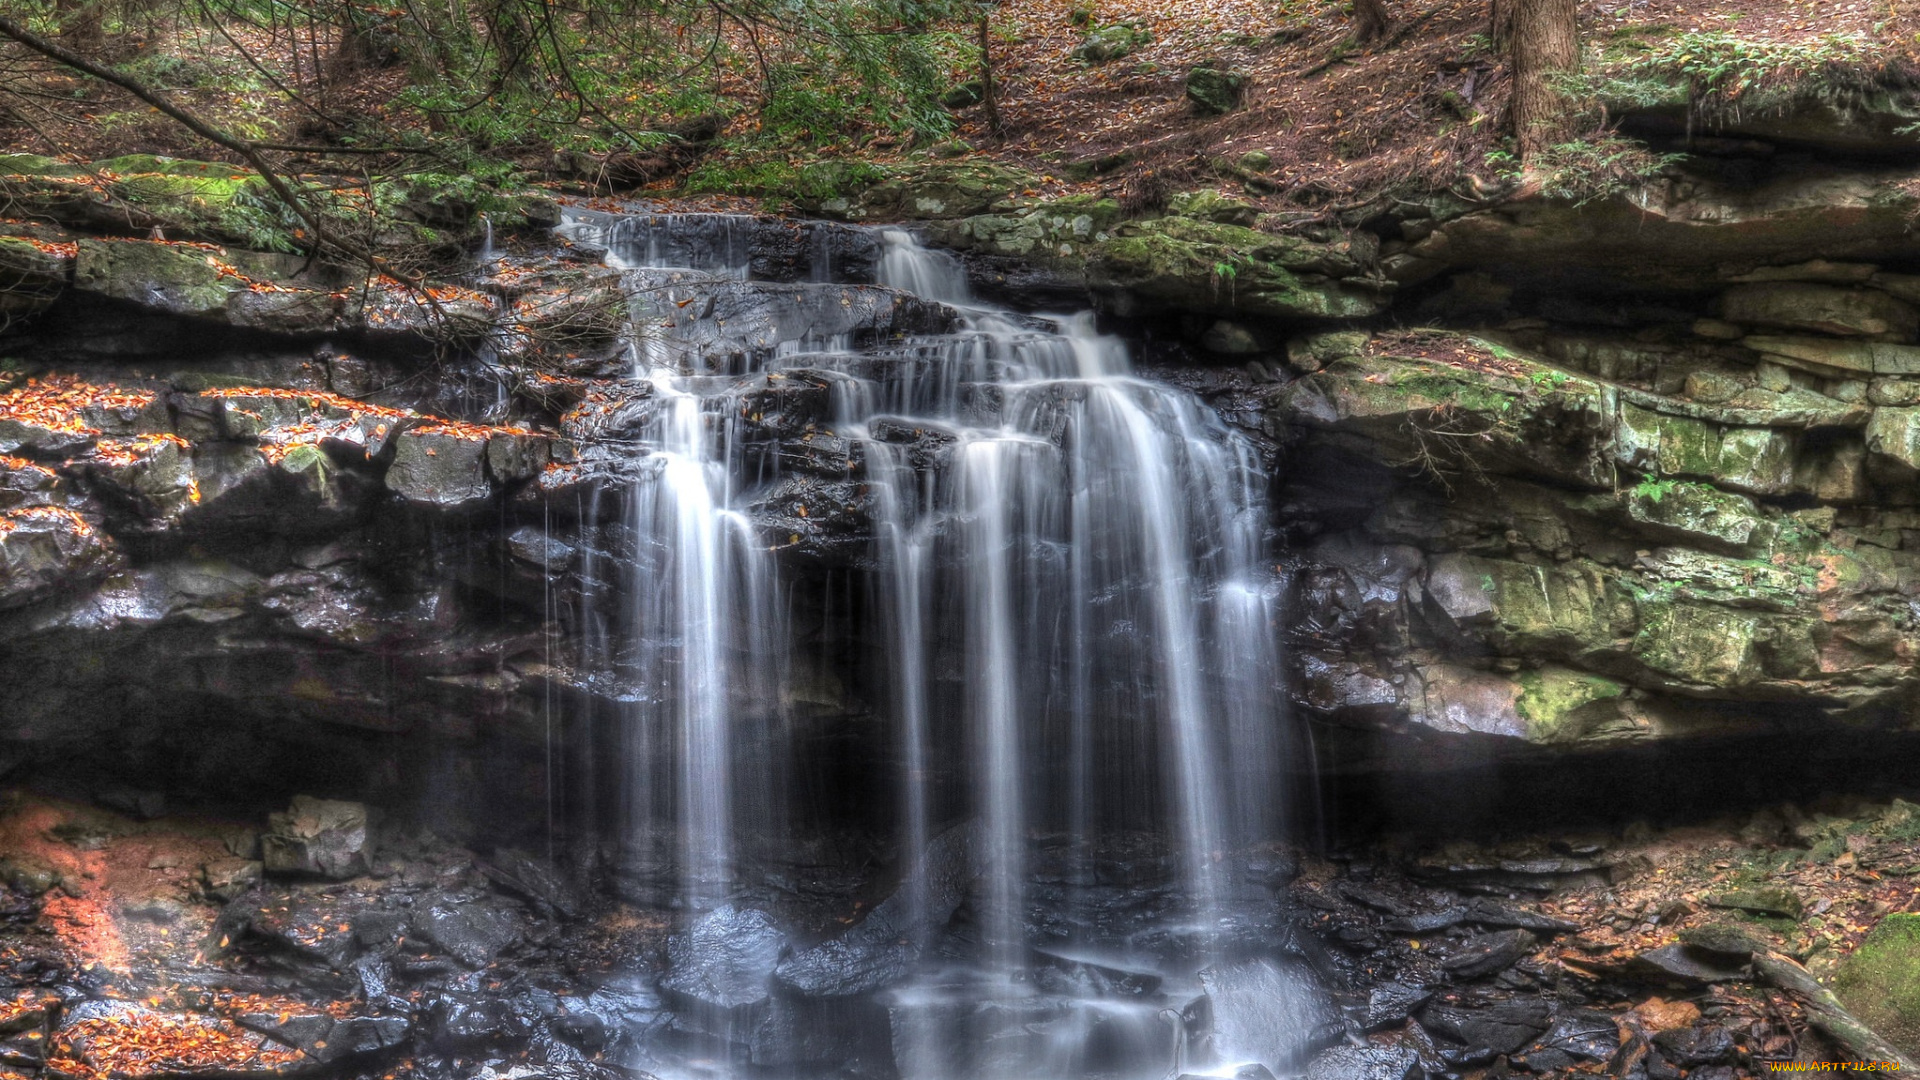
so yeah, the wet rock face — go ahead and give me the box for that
[262,797,370,879]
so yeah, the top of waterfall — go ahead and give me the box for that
[875,229,971,307]
[558,209,756,278]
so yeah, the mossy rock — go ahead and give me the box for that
[941,81,985,109]
[1835,913,1920,1058]
[94,155,238,178]
[1088,216,1381,319]
[1625,479,1771,552]
[1631,599,1764,687]
[1515,667,1626,744]
[1679,922,1768,960]
[1166,190,1259,226]
[1072,24,1150,64]
[72,239,236,319]
[1706,887,1803,918]
[1614,403,1800,497]
[1186,67,1248,114]
[0,154,83,177]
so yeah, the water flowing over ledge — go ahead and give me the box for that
[553,209,1312,1079]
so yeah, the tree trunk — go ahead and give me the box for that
[1492,0,1577,162]
[1352,0,1392,44]
[977,13,1002,137]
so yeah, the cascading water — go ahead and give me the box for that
[556,210,1310,1079]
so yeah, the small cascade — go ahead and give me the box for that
[476,213,496,265]
[555,210,1304,1079]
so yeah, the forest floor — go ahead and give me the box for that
[2,0,1914,218]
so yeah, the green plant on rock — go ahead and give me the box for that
[1632,476,1681,503]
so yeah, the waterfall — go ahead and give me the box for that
[557,211,1299,1079]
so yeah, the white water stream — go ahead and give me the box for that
[557,211,1302,1079]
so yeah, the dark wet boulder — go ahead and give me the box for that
[235,1010,409,1063]
[1360,982,1434,1030]
[747,996,893,1072]
[1439,929,1536,979]
[414,895,525,968]
[429,992,526,1044]
[480,849,584,920]
[775,822,978,997]
[222,888,376,969]
[1513,1009,1621,1072]
[261,796,371,879]
[0,504,115,610]
[1651,1023,1736,1067]
[386,427,493,509]
[1303,1045,1421,1080]
[660,905,787,1019]
[1420,996,1553,1056]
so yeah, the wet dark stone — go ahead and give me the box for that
[1303,1045,1421,1080]
[1439,929,1536,979]
[429,992,525,1044]
[747,995,892,1071]
[480,849,583,920]
[1651,1023,1736,1066]
[775,822,977,998]
[1387,899,1579,935]
[1627,944,1748,985]
[660,905,788,1016]
[230,889,367,969]
[1362,982,1434,1030]
[414,896,525,969]
[1420,996,1553,1055]
[1513,1009,1620,1072]
[236,1011,410,1063]
[1337,881,1413,916]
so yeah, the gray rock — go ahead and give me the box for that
[1722,282,1917,339]
[261,795,370,879]
[386,428,492,509]
[1514,1009,1620,1072]
[201,857,262,902]
[1627,943,1749,984]
[236,1011,410,1063]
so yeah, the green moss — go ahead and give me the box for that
[1836,913,1920,1058]
[1090,218,1378,319]
[1632,599,1762,686]
[0,154,78,177]
[95,155,238,177]
[1514,667,1625,743]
